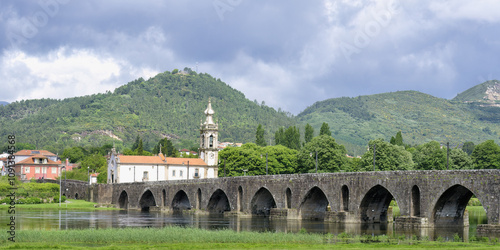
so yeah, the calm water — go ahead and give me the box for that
[1,208,489,240]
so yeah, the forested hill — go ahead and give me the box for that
[0,69,295,154]
[297,89,500,156]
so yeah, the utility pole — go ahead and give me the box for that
[446,142,450,170]
[315,151,318,174]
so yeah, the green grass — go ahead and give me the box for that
[1,227,499,249]
[0,199,117,211]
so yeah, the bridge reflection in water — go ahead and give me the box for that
[1,209,488,240]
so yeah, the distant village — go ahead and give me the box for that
[0,100,241,184]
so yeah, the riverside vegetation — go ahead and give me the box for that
[1,226,500,249]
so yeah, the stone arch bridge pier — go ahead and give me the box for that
[76,170,500,233]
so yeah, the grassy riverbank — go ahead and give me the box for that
[1,226,499,249]
[0,199,117,210]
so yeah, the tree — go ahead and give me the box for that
[218,143,298,176]
[413,141,446,170]
[360,139,414,171]
[450,148,473,169]
[137,139,144,155]
[471,140,500,169]
[297,135,347,173]
[304,123,314,143]
[275,127,285,146]
[462,141,475,155]
[284,126,300,150]
[319,122,331,136]
[390,131,403,146]
[61,147,86,163]
[255,124,266,146]
[131,135,140,151]
[153,138,179,157]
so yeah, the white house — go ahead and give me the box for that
[107,151,213,183]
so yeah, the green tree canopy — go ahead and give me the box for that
[284,126,301,150]
[450,148,473,169]
[413,141,446,170]
[152,138,179,157]
[218,143,298,176]
[462,141,475,155]
[297,135,347,173]
[319,122,331,136]
[360,139,414,171]
[304,123,314,144]
[472,140,500,169]
[61,147,86,163]
[255,124,266,146]
[275,127,285,146]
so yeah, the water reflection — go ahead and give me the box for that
[0,208,492,240]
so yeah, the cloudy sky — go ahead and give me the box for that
[1,0,499,114]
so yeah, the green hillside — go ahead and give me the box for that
[453,80,500,103]
[0,69,295,154]
[298,90,500,156]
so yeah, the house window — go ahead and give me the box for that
[194,168,199,178]
[180,170,183,177]
[143,171,149,181]
[172,170,176,177]
[51,167,57,174]
[25,167,30,173]
[35,167,40,174]
[42,167,47,174]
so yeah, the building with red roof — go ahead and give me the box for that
[14,154,63,180]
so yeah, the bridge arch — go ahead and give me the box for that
[139,189,157,212]
[118,190,128,209]
[250,187,277,217]
[432,184,483,226]
[237,186,243,212]
[207,189,231,214]
[341,185,349,211]
[299,186,329,220]
[411,185,420,217]
[360,184,395,223]
[172,190,191,211]
[196,188,202,210]
[162,189,167,207]
[285,187,292,209]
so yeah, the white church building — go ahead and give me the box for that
[107,99,219,183]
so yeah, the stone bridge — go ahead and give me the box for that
[82,170,500,229]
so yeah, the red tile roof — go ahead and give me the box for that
[116,154,207,166]
[118,155,166,164]
[15,156,61,165]
[14,150,56,156]
[165,157,207,166]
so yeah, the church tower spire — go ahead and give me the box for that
[200,98,219,175]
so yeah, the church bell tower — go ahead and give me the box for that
[200,98,219,167]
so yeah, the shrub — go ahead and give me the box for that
[53,196,66,203]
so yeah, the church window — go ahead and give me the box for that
[209,135,214,148]
[201,135,205,147]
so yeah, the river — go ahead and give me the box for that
[1,207,488,241]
